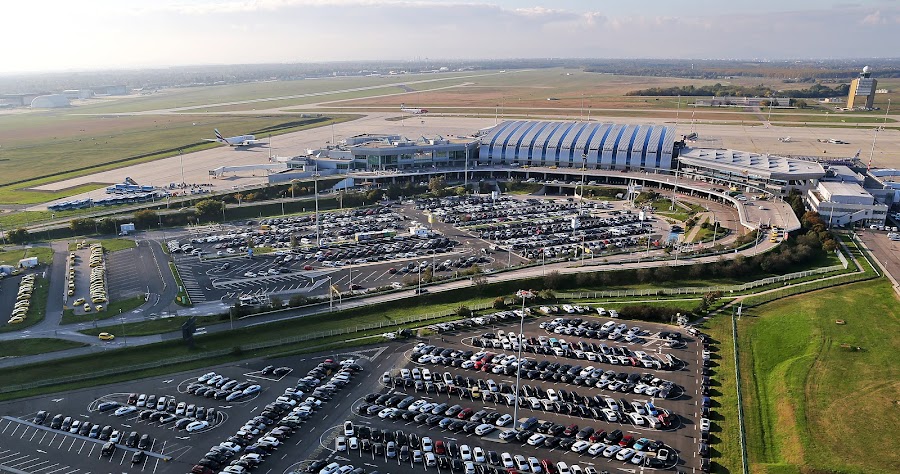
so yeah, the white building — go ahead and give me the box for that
[807,181,888,227]
[30,94,70,108]
[677,147,826,196]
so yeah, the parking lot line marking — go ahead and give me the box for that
[5,455,33,466]
[57,436,67,449]
[20,459,51,470]
[44,466,70,474]
[31,463,58,473]
[1,420,13,434]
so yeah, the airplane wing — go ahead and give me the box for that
[237,140,265,147]
[203,138,221,142]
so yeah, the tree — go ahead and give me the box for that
[288,294,307,307]
[8,228,28,244]
[456,306,472,317]
[471,274,488,291]
[133,210,158,229]
[289,235,298,248]
[98,218,118,234]
[196,199,225,222]
[428,176,446,194]
[492,297,508,309]
[269,296,283,310]
[70,218,97,235]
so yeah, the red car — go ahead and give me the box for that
[457,408,474,419]
[541,459,557,474]
[619,435,635,447]
[304,265,313,271]
[589,430,606,443]
[434,440,446,455]
[562,424,579,437]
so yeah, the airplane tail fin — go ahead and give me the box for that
[214,129,225,141]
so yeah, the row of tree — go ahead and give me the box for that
[626,82,850,99]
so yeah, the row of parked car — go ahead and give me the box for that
[192,359,362,474]
[542,317,684,346]
[34,408,153,464]
[473,330,680,371]
[409,343,681,402]
[7,273,35,324]
[419,196,580,228]
[118,394,215,431]
[352,390,674,470]
[187,372,263,402]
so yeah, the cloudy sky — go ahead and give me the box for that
[4,0,899,72]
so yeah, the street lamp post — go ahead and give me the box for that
[512,290,534,430]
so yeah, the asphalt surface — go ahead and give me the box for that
[303,314,706,474]
[0,345,408,474]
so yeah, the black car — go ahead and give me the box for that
[34,411,49,424]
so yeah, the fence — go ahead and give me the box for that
[0,301,494,396]
[732,310,750,474]
[555,261,847,300]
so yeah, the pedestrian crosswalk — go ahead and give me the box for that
[178,270,207,303]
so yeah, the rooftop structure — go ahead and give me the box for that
[478,121,677,171]
[677,147,826,195]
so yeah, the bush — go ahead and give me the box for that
[270,296,283,310]
[456,306,472,317]
[618,304,686,323]
[288,295,308,307]
[492,297,508,309]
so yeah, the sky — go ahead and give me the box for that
[3,0,899,73]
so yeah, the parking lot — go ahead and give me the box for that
[303,311,710,474]
[0,343,408,474]
[169,204,524,304]
[169,194,671,305]
[1,271,42,328]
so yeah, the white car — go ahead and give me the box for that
[464,461,476,474]
[495,414,513,426]
[114,406,136,416]
[527,433,547,446]
[514,455,529,471]
[587,443,607,456]
[501,452,515,468]
[602,409,618,423]
[615,448,635,461]
[459,445,472,461]
[258,436,280,447]
[319,462,340,474]
[219,441,242,453]
[198,372,216,382]
[473,447,486,463]
[571,440,591,453]
[528,457,542,473]
[628,412,645,425]
[700,417,711,432]
[348,437,359,450]
[630,452,645,465]
[343,421,354,437]
[421,437,433,452]
[186,420,209,432]
[474,424,495,436]
[335,436,347,452]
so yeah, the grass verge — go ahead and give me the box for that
[0,339,88,357]
[0,246,53,266]
[738,279,899,474]
[79,314,223,338]
[169,262,192,306]
[68,238,136,253]
[0,275,49,333]
[61,295,146,325]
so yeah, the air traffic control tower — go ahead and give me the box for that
[847,66,877,110]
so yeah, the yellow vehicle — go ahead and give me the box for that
[7,316,25,324]
[92,296,107,304]
[99,332,115,341]
[73,298,85,306]
[68,289,75,296]
[83,303,92,312]
[96,305,104,312]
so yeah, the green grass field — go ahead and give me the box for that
[0,114,346,203]
[61,295,145,325]
[0,246,53,266]
[0,275,49,333]
[737,279,899,474]
[67,238,135,253]
[0,338,87,357]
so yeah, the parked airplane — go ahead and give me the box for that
[778,136,792,142]
[204,129,265,147]
[400,104,428,115]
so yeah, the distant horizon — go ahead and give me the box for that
[2,57,900,77]
[3,1,899,74]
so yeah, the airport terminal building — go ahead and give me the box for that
[477,121,677,171]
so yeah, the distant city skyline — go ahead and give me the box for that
[4,0,899,73]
